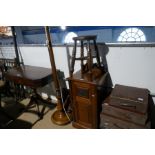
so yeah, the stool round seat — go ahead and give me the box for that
[73,35,97,41]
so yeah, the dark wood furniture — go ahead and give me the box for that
[0,61,15,127]
[5,65,53,118]
[0,58,17,69]
[0,60,9,103]
[70,35,101,78]
[110,84,149,114]
[68,35,110,129]
[5,65,52,88]
[100,84,151,129]
[69,69,108,128]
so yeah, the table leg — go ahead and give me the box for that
[24,89,47,119]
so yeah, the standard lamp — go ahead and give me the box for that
[11,26,20,66]
[45,26,71,125]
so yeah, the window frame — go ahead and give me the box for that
[117,28,146,42]
[64,32,78,44]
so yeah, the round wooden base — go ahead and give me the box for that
[51,110,71,125]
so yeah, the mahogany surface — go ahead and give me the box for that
[110,84,149,114]
[5,65,52,88]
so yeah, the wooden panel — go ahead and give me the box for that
[76,87,89,99]
[5,65,52,88]
[109,84,149,114]
[71,80,98,129]
[76,100,92,128]
[100,113,151,129]
[101,103,148,125]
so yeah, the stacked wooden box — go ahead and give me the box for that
[100,84,151,129]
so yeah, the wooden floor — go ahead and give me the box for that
[0,97,74,129]
[1,95,155,129]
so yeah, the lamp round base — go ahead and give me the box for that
[51,110,71,125]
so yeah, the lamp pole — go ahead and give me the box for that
[11,26,20,66]
[45,26,70,125]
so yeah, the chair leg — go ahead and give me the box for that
[0,92,2,108]
[0,92,15,121]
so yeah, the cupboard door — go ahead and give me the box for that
[72,81,98,128]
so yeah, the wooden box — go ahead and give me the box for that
[109,84,149,114]
[101,102,148,125]
[100,113,150,129]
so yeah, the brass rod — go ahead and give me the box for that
[44,26,62,110]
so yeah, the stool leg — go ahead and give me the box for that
[81,41,84,76]
[88,40,93,73]
[0,92,1,108]
[0,92,15,121]
[85,40,93,81]
[94,40,101,67]
[70,40,77,76]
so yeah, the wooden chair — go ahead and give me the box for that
[0,58,26,101]
[0,61,14,127]
[0,60,7,98]
[0,58,15,97]
[0,80,6,106]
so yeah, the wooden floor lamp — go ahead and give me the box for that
[11,26,20,66]
[45,26,71,125]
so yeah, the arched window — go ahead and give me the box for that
[117,28,146,42]
[64,32,78,43]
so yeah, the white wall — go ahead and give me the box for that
[1,45,155,100]
[19,46,70,79]
[107,47,155,94]
[19,46,51,68]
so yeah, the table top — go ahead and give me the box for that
[5,65,52,88]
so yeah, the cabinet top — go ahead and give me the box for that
[68,68,108,86]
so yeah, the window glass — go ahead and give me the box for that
[64,32,78,43]
[118,28,146,42]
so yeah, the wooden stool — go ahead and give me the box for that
[70,35,101,78]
